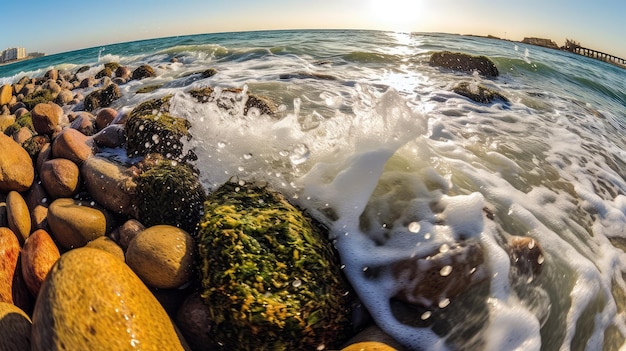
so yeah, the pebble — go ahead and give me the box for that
[6,191,31,245]
[47,198,107,249]
[40,158,80,199]
[21,229,60,297]
[0,133,35,193]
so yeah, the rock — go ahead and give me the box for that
[31,247,188,351]
[85,236,124,261]
[0,302,31,351]
[35,142,52,177]
[176,293,213,351]
[31,205,48,232]
[94,67,113,79]
[84,84,121,111]
[12,126,33,144]
[92,124,125,148]
[20,229,60,297]
[44,69,58,81]
[452,82,508,104]
[31,102,63,135]
[69,111,96,135]
[391,239,488,308]
[197,181,353,350]
[13,107,28,118]
[6,191,31,245]
[136,84,164,94]
[47,198,108,249]
[51,128,94,164]
[0,84,12,106]
[0,114,15,132]
[245,93,278,116]
[79,77,96,88]
[125,95,191,159]
[0,133,35,192]
[40,158,80,199]
[21,135,49,161]
[115,219,145,250]
[131,64,156,80]
[0,202,6,228]
[134,157,205,232]
[81,156,136,216]
[0,227,20,304]
[54,88,74,105]
[22,90,55,110]
[126,225,195,289]
[429,51,499,77]
[115,66,131,80]
[341,325,406,351]
[95,107,117,130]
[506,236,544,277]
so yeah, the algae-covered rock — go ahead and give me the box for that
[132,64,156,80]
[84,83,121,111]
[429,51,499,78]
[452,82,509,104]
[197,181,353,350]
[22,89,55,110]
[134,157,205,233]
[125,95,192,160]
[31,247,188,351]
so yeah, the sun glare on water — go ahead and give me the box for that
[370,0,423,31]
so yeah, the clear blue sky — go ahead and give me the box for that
[2,0,625,58]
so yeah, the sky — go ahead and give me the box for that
[2,0,625,59]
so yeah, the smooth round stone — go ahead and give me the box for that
[6,191,31,245]
[0,133,35,193]
[0,84,12,106]
[341,325,405,351]
[21,229,60,297]
[12,126,33,144]
[176,293,212,351]
[85,236,124,261]
[81,156,136,216]
[47,198,107,249]
[125,225,195,289]
[92,124,125,148]
[0,227,20,304]
[50,128,94,164]
[95,107,117,130]
[31,102,63,135]
[69,112,96,136]
[40,158,80,199]
[0,302,31,350]
[31,205,49,231]
[31,247,187,351]
[54,89,74,105]
[115,219,144,250]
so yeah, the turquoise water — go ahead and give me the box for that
[2,30,626,351]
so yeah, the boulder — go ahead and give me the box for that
[54,89,74,105]
[0,227,20,304]
[81,156,136,216]
[43,69,58,81]
[85,236,124,261]
[453,82,509,104]
[0,133,34,193]
[92,124,125,148]
[84,84,121,111]
[22,90,55,110]
[95,107,117,130]
[51,128,94,164]
[20,229,60,297]
[429,51,499,77]
[78,77,96,89]
[0,302,31,351]
[197,181,353,350]
[131,64,156,80]
[0,84,12,106]
[12,126,33,144]
[69,111,96,136]
[31,247,188,351]
[126,225,195,289]
[6,191,31,245]
[47,198,108,249]
[94,67,113,79]
[31,102,63,135]
[391,239,488,308]
[40,158,80,199]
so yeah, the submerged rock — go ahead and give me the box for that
[197,181,353,350]
[132,64,156,80]
[429,51,499,77]
[452,82,509,104]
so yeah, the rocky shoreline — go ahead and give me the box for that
[0,52,544,350]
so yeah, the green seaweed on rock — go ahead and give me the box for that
[4,112,34,136]
[197,181,353,351]
[134,156,206,234]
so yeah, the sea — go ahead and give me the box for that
[2,30,626,351]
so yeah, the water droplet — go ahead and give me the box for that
[420,311,432,320]
[138,125,144,131]
[340,264,346,270]
[439,244,450,253]
[217,141,226,148]
[316,344,326,351]
[362,267,368,272]
[408,222,421,233]
[528,239,535,249]
[292,279,302,287]
[537,255,544,265]
[438,298,450,309]
[424,233,431,240]
[243,153,253,160]
[238,166,244,172]
[151,134,160,144]
[440,265,452,277]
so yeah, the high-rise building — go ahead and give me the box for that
[1,47,27,62]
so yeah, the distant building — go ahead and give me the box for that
[1,47,27,63]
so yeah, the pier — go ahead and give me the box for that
[563,41,626,67]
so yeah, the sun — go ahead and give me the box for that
[369,0,423,31]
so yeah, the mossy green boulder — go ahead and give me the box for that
[125,95,192,160]
[134,157,205,233]
[197,182,353,350]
